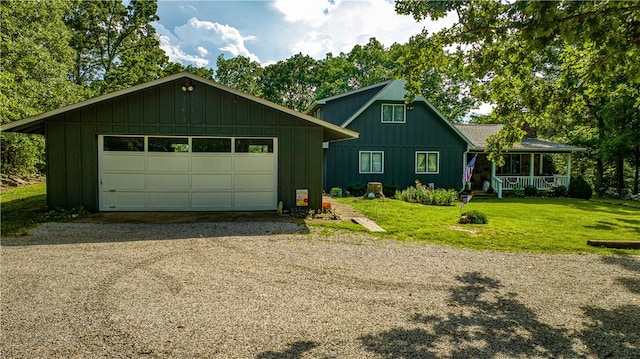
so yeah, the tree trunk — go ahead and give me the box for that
[616,155,625,195]
[635,145,639,194]
[595,114,605,192]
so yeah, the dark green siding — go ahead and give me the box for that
[44,77,325,211]
[320,84,387,125]
[324,100,468,191]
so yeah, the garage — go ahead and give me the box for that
[99,135,277,211]
[1,72,358,212]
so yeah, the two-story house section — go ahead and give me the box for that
[307,80,472,193]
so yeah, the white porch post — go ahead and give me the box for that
[491,161,502,198]
[529,153,535,187]
[566,154,572,187]
[539,154,544,174]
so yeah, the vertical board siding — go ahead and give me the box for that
[46,123,67,208]
[325,100,468,191]
[45,77,327,211]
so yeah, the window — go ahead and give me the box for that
[192,138,232,152]
[235,138,274,153]
[148,137,189,152]
[381,104,406,123]
[359,151,384,173]
[498,154,522,175]
[103,136,144,151]
[416,151,439,174]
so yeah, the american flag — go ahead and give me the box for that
[462,154,477,185]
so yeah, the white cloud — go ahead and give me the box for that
[155,23,210,67]
[153,17,261,67]
[273,0,342,27]
[174,18,261,62]
[276,0,456,59]
[197,46,208,57]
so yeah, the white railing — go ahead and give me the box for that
[497,175,569,191]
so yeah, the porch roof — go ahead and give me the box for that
[454,124,584,153]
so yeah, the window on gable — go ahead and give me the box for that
[381,104,405,123]
[360,151,384,173]
[416,151,439,174]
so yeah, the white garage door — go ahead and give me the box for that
[98,135,277,211]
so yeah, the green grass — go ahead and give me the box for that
[331,197,640,255]
[1,182,47,236]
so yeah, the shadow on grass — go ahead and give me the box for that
[360,271,640,358]
[0,194,48,235]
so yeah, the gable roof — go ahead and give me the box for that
[309,79,473,146]
[1,72,358,143]
[455,124,585,152]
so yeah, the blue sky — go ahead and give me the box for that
[154,0,456,69]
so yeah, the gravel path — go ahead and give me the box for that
[1,221,639,358]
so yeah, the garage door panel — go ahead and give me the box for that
[99,136,277,211]
[191,192,233,208]
[102,191,147,209]
[102,173,145,189]
[102,155,145,171]
[147,174,189,189]
[147,192,190,208]
[234,191,276,209]
[191,156,232,171]
[192,174,232,190]
[148,155,189,171]
[235,174,276,189]
[234,155,276,171]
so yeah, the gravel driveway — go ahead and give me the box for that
[1,221,639,358]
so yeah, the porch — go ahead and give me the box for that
[465,152,574,198]
[492,174,569,194]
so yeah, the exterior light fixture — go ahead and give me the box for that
[181,79,194,92]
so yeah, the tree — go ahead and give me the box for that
[65,0,168,95]
[396,0,640,187]
[262,53,320,112]
[215,55,264,96]
[1,0,83,176]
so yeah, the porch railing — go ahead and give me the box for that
[492,175,569,197]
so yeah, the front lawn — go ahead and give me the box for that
[1,182,47,236]
[332,197,640,255]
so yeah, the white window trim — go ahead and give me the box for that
[415,151,440,174]
[381,104,406,123]
[359,151,384,174]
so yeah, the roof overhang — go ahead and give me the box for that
[1,72,359,142]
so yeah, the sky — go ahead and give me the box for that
[154,0,457,69]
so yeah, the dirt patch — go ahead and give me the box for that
[449,225,482,236]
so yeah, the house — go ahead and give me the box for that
[307,79,583,197]
[0,72,358,212]
[455,124,584,198]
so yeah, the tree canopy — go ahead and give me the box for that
[396,0,640,191]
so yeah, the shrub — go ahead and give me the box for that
[461,210,488,224]
[549,185,568,197]
[524,185,538,197]
[0,133,46,177]
[568,176,593,199]
[396,181,457,206]
[346,183,367,197]
[509,187,525,198]
[383,182,399,198]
